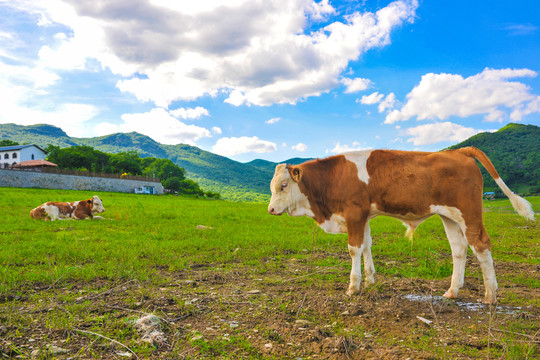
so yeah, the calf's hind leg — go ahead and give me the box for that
[362,222,376,285]
[440,216,468,299]
[467,224,497,304]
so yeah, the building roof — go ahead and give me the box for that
[0,144,47,153]
[10,159,58,168]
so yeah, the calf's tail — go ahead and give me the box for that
[459,147,535,221]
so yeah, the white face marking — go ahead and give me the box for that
[92,196,106,214]
[343,150,372,184]
[268,164,314,217]
[319,214,347,234]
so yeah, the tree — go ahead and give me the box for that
[142,157,185,181]
[0,140,19,147]
[107,151,142,175]
[46,145,109,172]
[178,179,202,195]
[163,177,182,192]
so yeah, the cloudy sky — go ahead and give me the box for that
[1,0,539,162]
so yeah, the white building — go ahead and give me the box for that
[0,145,47,169]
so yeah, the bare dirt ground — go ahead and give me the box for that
[1,254,539,359]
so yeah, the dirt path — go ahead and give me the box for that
[1,257,539,359]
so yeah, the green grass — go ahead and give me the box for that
[1,188,538,295]
[0,187,538,359]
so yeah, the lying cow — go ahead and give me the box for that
[30,195,106,221]
[268,147,534,304]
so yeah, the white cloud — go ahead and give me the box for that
[292,142,307,152]
[95,108,211,145]
[170,106,209,120]
[378,93,396,113]
[328,141,371,154]
[385,68,540,124]
[211,126,222,135]
[212,136,277,156]
[359,92,384,104]
[0,61,99,137]
[4,0,418,108]
[266,117,281,124]
[342,77,371,93]
[404,122,489,146]
[504,23,538,36]
[359,92,396,113]
[306,0,336,21]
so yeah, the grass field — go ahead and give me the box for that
[0,187,538,359]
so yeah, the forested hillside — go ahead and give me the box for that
[448,123,539,194]
[0,124,273,201]
[2,122,538,201]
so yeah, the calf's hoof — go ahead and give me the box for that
[346,286,360,296]
[482,296,497,305]
[443,290,458,299]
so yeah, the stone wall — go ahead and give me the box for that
[0,169,164,194]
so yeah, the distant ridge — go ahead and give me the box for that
[0,123,299,201]
[1,122,538,200]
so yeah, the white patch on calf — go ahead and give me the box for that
[343,150,373,184]
[43,204,61,221]
[319,214,347,234]
[430,205,467,232]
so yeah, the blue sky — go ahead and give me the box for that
[0,0,539,162]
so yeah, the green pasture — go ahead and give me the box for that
[1,187,538,300]
[0,187,539,359]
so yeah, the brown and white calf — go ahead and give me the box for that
[268,147,534,304]
[30,195,106,221]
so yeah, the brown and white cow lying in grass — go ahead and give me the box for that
[30,195,106,221]
[268,147,534,304]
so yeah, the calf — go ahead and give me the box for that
[268,147,534,304]
[30,195,106,221]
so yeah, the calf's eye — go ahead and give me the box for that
[281,183,288,191]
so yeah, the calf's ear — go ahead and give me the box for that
[288,166,303,183]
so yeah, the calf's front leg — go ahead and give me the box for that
[346,216,369,296]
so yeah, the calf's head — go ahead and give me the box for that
[90,195,106,214]
[268,164,313,217]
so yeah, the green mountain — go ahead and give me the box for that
[0,123,279,202]
[2,122,538,201]
[447,123,540,194]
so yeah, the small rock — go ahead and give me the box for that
[341,310,350,315]
[416,316,433,325]
[191,335,203,341]
[196,225,214,230]
[247,289,261,295]
[117,351,133,358]
[295,319,312,326]
[265,343,273,349]
[48,345,68,354]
